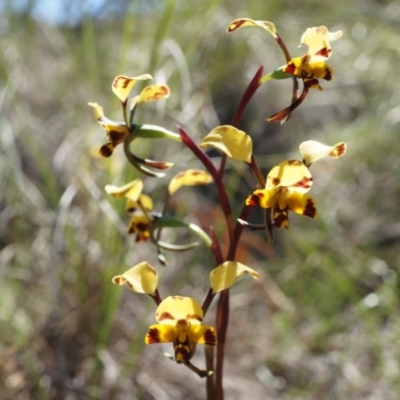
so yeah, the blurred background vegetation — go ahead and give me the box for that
[1,0,400,399]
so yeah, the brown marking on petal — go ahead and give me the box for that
[174,344,192,363]
[204,329,217,346]
[190,171,202,176]
[158,312,175,321]
[136,222,150,232]
[272,177,280,185]
[303,199,317,218]
[113,76,131,89]
[186,314,203,322]
[228,20,247,32]
[283,62,296,75]
[304,78,322,90]
[99,143,114,157]
[323,67,332,81]
[112,276,124,284]
[315,47,330,58]
[126,281,135,290]
[330,142,346,158]
[109,130,129,145]
[294,176,313,189]
[146,327,161,344]
[288,160,302,166]
[246,193,261,207]
[274,210,289,229]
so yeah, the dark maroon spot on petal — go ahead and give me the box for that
[335,143,346,157]
[272,177,280,185]
[283,62,296,75]
[274,210,289,229]
[246,194,261,207]
[136,222,150,232]
[295,176,313,188]
[303,199,317,218]
[315,47,330,58]
[99,143,114,157]
[186,314,202,322]
[174,344,192,363]
[324,67,332,81]
[146,328,161,344]
[204,329,217,345]
[109,130,129,145]
[158,312,174,321]
[228,20,247,32]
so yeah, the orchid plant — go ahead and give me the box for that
[89,18,346,400]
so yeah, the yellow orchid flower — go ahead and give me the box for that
[246,160,317,228]
[105,179,157,242]
[127,210,155,242]
[283,26,342,90]
[145,296,217,363]
[88,74,170,158]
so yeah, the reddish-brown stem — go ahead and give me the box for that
[209,226,224,266]
[202,288,215,316]
[249,155,266,188]
[268,84,309,123]
[231,65,264,128]
[150,289,162,305]
[218,154,227,178]
[215,289,229,400]
[178,126,234,243]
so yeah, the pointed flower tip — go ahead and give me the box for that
[227,18,277,38]
[299,140,347,166]
[105,179,143,199]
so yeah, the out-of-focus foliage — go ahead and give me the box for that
[1,0,400,399]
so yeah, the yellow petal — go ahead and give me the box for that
[285,191,317,218]
[209,261,259,294]
[190,325,217,345]
[200,125,252,162]
[112,261,158,295]
[105,179,143,200]
[137,84,171,103]
[155,296,203,325]
[168,169,213,195]
[266,160,313,193]
[145,324,176,344]
[126,194,154,212]
[300,26,343,60]
[111,74,152,103]
[245,188,275,208]
[227,18,277,38]
[299,140,347,167]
